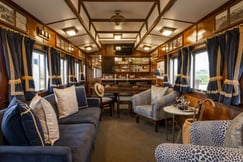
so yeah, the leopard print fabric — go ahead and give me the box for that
[191,120,231,146]
[155,143,243,162]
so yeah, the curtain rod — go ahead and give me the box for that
[209,23,243,39]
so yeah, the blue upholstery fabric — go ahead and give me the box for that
[75,86,88,108]
[55,124,96,162]
[58,107,101,127]
[2,98,44,146]
[0,146,72,162]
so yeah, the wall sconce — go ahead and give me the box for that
[63,27,78,36]
[85,45,92,51]
[160,27,176,36]
[143,45,151,51]
[114,33,122,40]
[37,27,50,40]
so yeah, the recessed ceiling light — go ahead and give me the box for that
[160,27,176,36]
[63,27,78,36]
[143,45,151,51]
[114,34,122,40]
[85,45,92,51]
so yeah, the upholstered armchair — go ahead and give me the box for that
[131,87,179,132]
[155,113,243,162]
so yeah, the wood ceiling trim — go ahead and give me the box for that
[67,33,88,39]
[46,18,78,25]
[65,0,100,48]
[96,31,139,33]
[135,0,177,49]
[162,17,195,24]
[91,19,146,22]
[81,0,158,2]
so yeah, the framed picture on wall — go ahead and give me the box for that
[177,35,183,47]
[0,2,15,25]
[215,10,228,31]
[16,12,27,32]
[230,1,243,24]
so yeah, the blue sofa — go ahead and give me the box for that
[0,88,101,162]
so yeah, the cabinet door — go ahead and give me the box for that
[102,56,114,73]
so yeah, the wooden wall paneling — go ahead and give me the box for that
[197,16,214,41]
[27,17,44,44]
[183,25,197,46]
[43,27,56,47]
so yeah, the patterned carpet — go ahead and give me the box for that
[91,106,180,162]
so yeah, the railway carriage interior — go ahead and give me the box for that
[0,0,242,162]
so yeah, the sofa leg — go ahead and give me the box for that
[154,121,158,132]
[136,116,139,123]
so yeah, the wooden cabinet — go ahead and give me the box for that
[114,57,150,73]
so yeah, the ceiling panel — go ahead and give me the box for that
[12,0,76,24]
[151,19,192,37]
[142,34,168,46]
[83,2,154,19]
[164,0,229,23]
[47,19,86,37]
[68,35,93,46]
[93,22,143,32]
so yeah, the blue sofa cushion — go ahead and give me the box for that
[58,107,101,127]
[1,97,44,146]
[55,123,96,162]
[75,86,88,109]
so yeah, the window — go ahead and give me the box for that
[169,57,178,85]
[191,50,209,91]
[157,61,164,76]
[60,58,67,85]
[93,68,101,78]
[32,50,48,91]
[75,62,80,82]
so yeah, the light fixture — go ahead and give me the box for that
[143,45,151,51]
[111,10,125,26]
[114,33,122,40]
[115,45,121,51]
[85,45,92,51]
[37,27,50,40]
[63,27,78,36]
[160,27,176,36]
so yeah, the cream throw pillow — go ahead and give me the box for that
[30,95,60,145]
[54,85,79,119]
[151,86,168,103]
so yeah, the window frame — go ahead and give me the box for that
[60,57,67,85]
[32,49,48,92]
[191,48,209,92]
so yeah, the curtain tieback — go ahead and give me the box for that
[68,75,75,77]
[49,75,61,79]
[181,75,189,79]
[209,76,223,81]
[8,78,22,84]
[21,76,33,80]
[222,79,240,97]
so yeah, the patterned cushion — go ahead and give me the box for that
[54,85,79,119]
[30,95,60,145]
[224,112,243,148]
[151,86,168,103]
[75,86,88,109]
[1,97,44,146]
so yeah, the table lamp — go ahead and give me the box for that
[153,69,160,86]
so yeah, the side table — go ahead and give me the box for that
[163,105,196,143]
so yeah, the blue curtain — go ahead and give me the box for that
[174,49,182,92]
[174,47,192,93]
[21,37,36,100]
[0,28,25,101]
[47,47,62,92]
[67,55,77,86]
[206,34,225,101]
[163,54,170,87]
[219,27,243,106]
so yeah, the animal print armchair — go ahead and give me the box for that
[155,112,243,162]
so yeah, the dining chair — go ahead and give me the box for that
[94,82,115,119]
